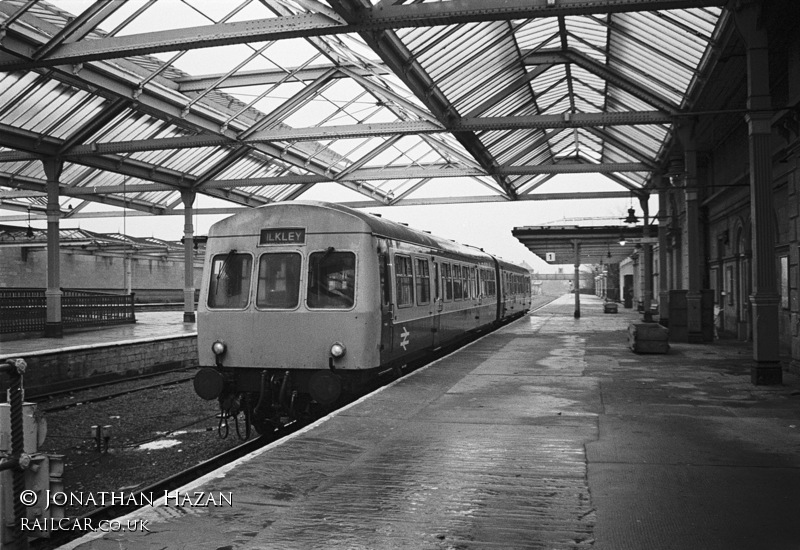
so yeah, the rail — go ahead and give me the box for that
[0,288,135,334]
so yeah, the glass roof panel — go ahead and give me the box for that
[0,0,727,214]
[513,18,561,52]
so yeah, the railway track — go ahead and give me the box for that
[37,371,196,413]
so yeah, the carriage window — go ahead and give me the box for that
[416,258,430,305]
[483,269,496,297]
[434,262,440,301]
[470,267,477,299]
[208,252,252,309]
[257,253,301,309]
[395,255,414,307]
[442,263,453,301]
[307,250,355,309]
[452,265,461,300]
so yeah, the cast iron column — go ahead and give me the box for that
[182,190,196,323]
[42,158,63,338]
[677,121,704,342]
[736,2,781,384]
[639,194,654,322]
[573,239,581,319]
[657,175,670,327]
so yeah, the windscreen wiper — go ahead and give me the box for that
[215,249,237,295]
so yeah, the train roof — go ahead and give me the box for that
[210,201,529,271]
[316,201,490,257]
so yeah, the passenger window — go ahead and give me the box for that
[442,263,453,301]
[470,267,477,298]
[434,262,440,301]
[307,250,355,309]
[453,265,462,300]
[207,252,253,309]
[256,253,301,309]
[416,258,430,305]
[395,255,414,307]
[484,269,496,297]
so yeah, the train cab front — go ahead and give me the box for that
[193,330,353,434]
[191,214,380,434]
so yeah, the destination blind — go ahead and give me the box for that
[259,228,305,245]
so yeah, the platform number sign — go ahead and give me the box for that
[545,252,556,262]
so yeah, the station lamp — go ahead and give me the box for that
[623,208,639,224]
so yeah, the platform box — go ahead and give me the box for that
[628,323,669,354]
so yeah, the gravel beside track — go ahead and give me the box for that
[34,372,244,518]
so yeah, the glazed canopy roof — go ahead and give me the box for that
[0,0,727,221]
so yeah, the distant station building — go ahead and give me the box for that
[0,224,203,303]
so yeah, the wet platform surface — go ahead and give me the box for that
[64,295,800,550]
[0,311,194,359]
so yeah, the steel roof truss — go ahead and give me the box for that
[32,0,126,62]
[176,64,389,92]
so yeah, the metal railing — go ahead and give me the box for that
[0,288,135,334]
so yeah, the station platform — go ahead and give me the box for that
[0,312,196,396]
[64,294,800,550]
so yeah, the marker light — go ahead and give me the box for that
[330,342,346,358]
[212,341,227,356]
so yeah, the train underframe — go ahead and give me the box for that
[194,364,393,435]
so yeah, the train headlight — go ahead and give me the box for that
[212,341,227,356]
[330,342,346,358]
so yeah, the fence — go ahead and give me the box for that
[0,288,135,334]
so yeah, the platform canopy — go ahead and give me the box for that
[0,0,729,221]
[512,224,650,265]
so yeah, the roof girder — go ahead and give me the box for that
[175,64,390,92]
[54,111,671,155]
[0,0,724,71]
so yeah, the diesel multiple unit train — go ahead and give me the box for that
[193,201,531,432]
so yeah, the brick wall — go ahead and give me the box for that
[0,248,202,296]
[9,336,199,397]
